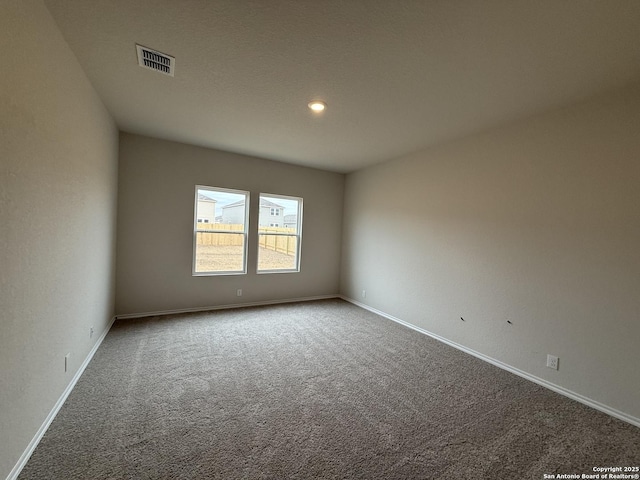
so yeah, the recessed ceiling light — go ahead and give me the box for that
[308,101,326,112]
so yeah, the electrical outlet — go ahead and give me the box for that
[362,290,366,298]
[64,353,71,372]
[546,354,559,370]
[237,289,242,297]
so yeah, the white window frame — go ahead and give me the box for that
[193,185,250,276]
[258,193,303,274]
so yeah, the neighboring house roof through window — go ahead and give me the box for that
[223,198,283,209]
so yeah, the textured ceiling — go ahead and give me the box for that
[44,0,640,173]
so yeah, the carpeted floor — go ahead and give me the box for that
[19,299,640,479]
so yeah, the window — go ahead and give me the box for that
[258,194,302,273]
[193,186,249,275]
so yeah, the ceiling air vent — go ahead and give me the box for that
[136,44,175,76]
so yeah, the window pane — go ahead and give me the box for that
[194,186,249,275]
[195,233,245,273]
[258,234,298,270]
[258,195,300,234]
[258,194,302,272]
[197,188,247,227]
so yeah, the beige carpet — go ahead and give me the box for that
[19,299,640,479]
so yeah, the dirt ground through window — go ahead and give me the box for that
[195,245,296,272]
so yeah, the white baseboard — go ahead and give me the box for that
[7,316,117,480]
[115,294,340,320]
[340,295,640,429]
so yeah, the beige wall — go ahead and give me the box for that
[115,133,344,315]
[0,1,119,478]
[341,83,640,422]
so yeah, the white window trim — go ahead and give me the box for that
[193,185,250,276]
[258,193,303,274]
